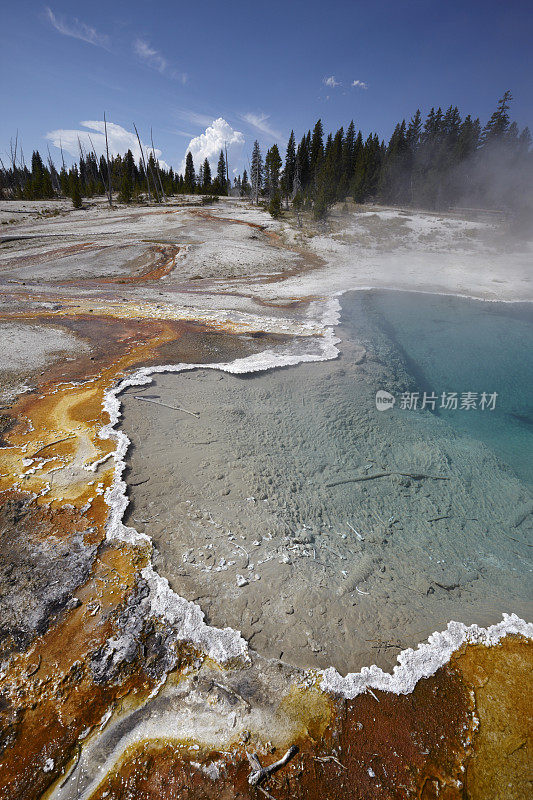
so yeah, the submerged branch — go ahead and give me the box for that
[326,471,450,488]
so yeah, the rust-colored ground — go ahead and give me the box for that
[0,299,295,800]
[84,635,531,800]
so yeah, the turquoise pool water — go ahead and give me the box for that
[361,291,533,485]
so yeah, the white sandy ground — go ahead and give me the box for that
[0,322,90,403]
[0,323,89,371]
[1,197,531,303]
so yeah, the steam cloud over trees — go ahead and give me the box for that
[1,94,530,222]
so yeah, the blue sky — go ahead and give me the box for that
[1,1,532,176]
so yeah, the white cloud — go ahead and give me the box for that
[44,7,110,49]
[46,121,170,170]
[323,76,340,88]
[182,118,245,173]
[240,112,283,141]
[352,79,368,89]
[133,38,187,83]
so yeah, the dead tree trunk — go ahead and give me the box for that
[225,141,230,194]
[133,122,152,202]
[59,138,66,172]
[151,128,166,202]
[103,112,113,207]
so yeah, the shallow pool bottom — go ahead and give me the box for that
[120,291,532,673]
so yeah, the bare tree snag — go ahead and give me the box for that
[133,122,152,202]
[103,112,113,207]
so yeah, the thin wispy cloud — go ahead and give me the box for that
[46,120,170,170]
[323,75,341,88]
[240,112,283,142]
[44,7,110,49]
[182,118,244,173]
[133,38,187,83]
[175,109,216,127]
[352,79,368,89]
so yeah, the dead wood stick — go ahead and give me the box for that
[103,112,113,207]
[151,127,166,201]
[257,786,277,800]
[31,434,75,457]
[133,396,199,418]
[314,755,346,769]
[26,654,41,677]
[326,472,450,488]
[247,745,299,786]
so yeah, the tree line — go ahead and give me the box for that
[0,139,236,207]
[1,93,530,218]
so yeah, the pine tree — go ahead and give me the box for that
[284,131,296,200]
[406,110,422,153]
[310,119,324,182]
[59,167,70,197]
[202,157,212,192]
[483,91,513,143]
[119,171,133,203]
[119,150,135,202]
[268,190,282,218]
[264,144,282,198]
[30,151,53,199]
[341,121,356,197]
[241,168,250,197]
[296,135,310,190]
[184,152,195,193]
[250,140,263,204]
[330,127,344,199]
[216,150,227,194]
[379,121,410,203]
[292,190,303,226]
[69,166,82,208]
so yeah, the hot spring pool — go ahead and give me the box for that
[122,291,533,673]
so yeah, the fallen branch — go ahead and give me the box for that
[26,654,41,677]
[247,745,299,787]
[314,755,346,769]
[257,786,277,800]
[133,396,199,418]
[234,543,250,567]
[326,471,450,488]
[30,434,75,457]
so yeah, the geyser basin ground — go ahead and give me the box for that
[121,291,532,674]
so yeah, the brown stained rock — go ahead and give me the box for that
[0,310,292,800]
[86,660,475,800]
[452,636,532,800]
[0,496,97,657]
[84,641,533,800]
[0,543,157,800]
